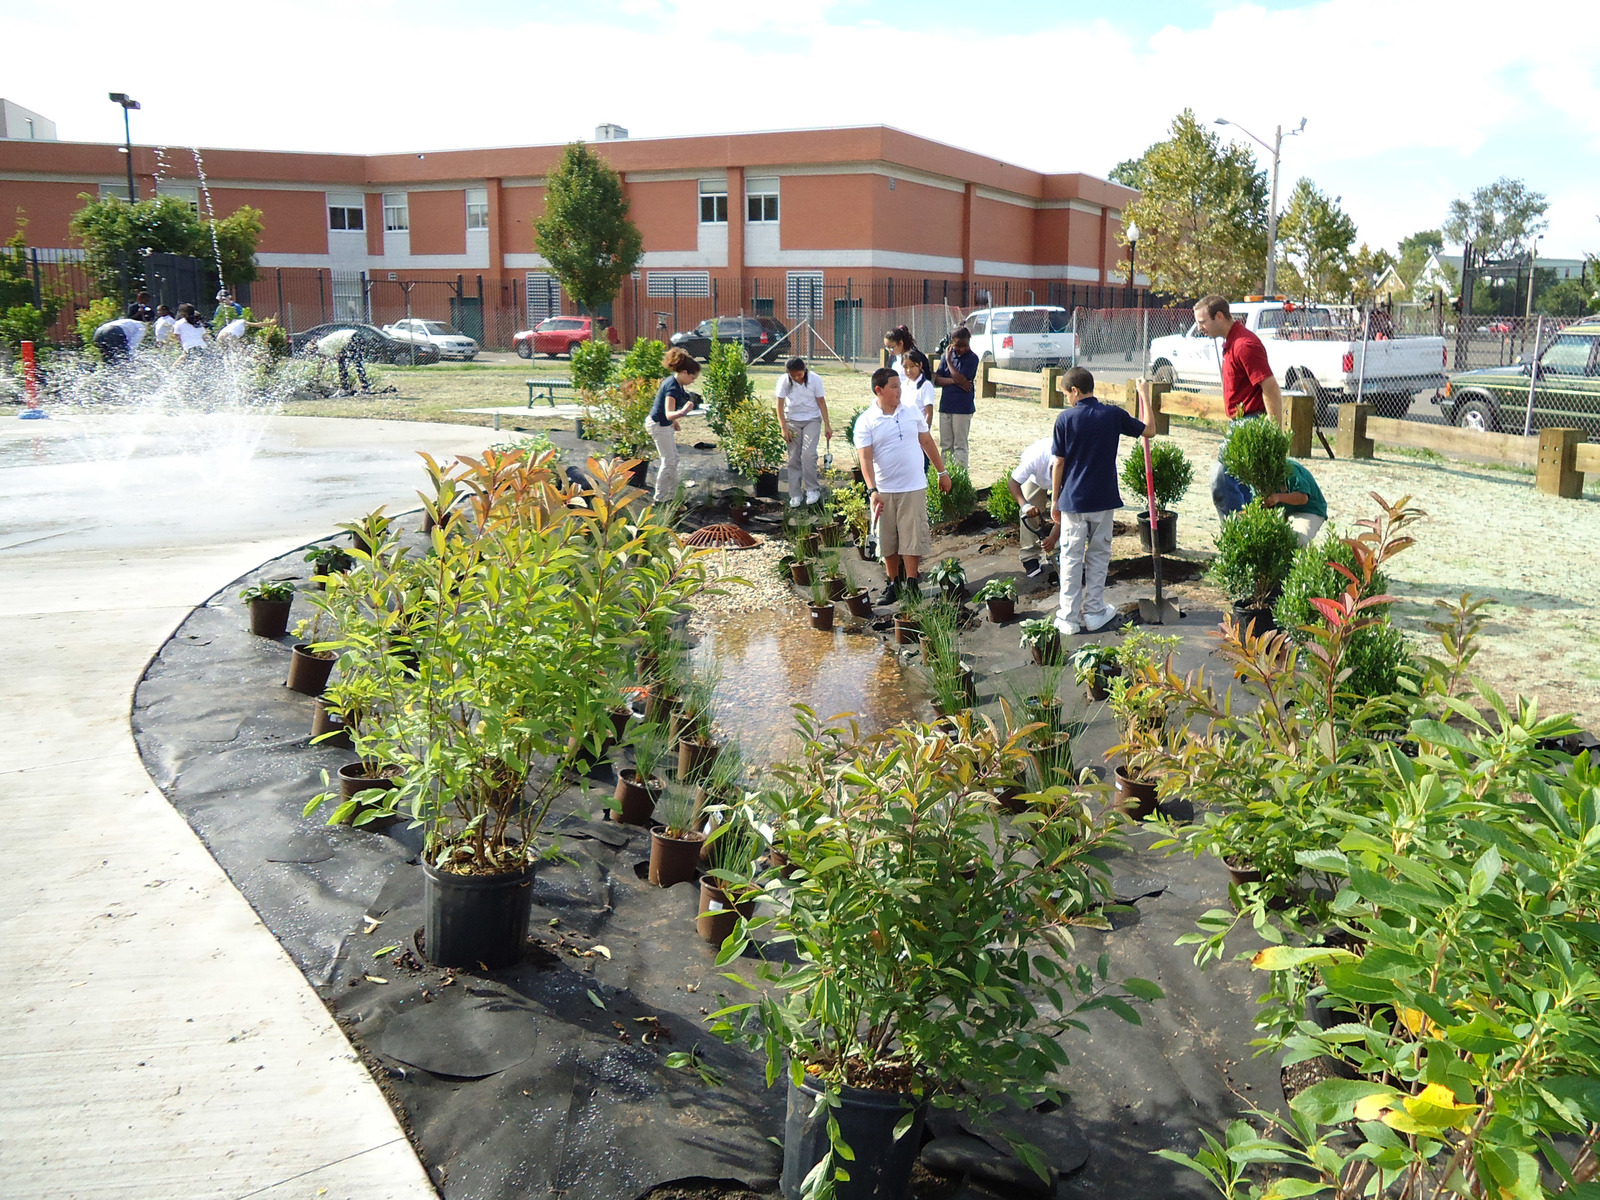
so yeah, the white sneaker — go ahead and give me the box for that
[789,495,803,508]
[1085,608,1121,633]
[805,489,822,505]
[1054,618,1083,637]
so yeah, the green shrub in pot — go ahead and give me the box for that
[1218,417,1290,499]
[1211,500,1300,608]
[240,580,294,604]
[708,710,1160,1195]
[972,577,1016,604]
[1119,440,1194,513]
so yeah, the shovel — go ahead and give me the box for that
[1136,402,1181,625]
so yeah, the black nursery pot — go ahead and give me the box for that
[286,644,335,696]
[422,858,537,970]
[1232,601,1277,638]
[1136,510,1178,554]
[755,471,780,499]
[248,597,293,639]
[782,1072,927,1200]
[627,459,650,488]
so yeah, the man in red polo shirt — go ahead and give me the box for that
[1193,294,1283,517]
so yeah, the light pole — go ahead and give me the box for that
[109,93,140,203]
[1215,116,1304,296]
[1124,221,1140,360]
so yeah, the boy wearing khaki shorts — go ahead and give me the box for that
[853,367,952,606]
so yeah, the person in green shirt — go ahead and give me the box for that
[1261,459,1327,545]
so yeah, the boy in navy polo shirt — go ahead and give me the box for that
[1049,366,1149,635]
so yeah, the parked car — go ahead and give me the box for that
[1441,316,1600,433]
[288,323,440,365]
[962,306,1077,371]
[1146,300,1448,421]
[668,316,791,364]
[513,315,620,359]
[382,318,479,361]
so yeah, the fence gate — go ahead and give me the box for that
[833,297,863,362]
[525,272,561,327]
[450,296,483,343]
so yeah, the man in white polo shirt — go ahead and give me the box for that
[853,366,952,606]
[1006,435,1060,579]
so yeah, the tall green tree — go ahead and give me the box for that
[1276,178,1357,301]
[1116,110,1268,298]
[533,142,644,315]
[67,194,262,298]
[1443,177,1548,259]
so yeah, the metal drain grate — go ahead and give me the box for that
[681,523,761,549]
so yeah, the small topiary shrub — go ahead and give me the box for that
[613,337,665,387]
[986,478,1021,525]
[1120,441,1195,513]
[702,337,752,439]
[1211,500,1299,607]
[569,339,613,392]
[1340,619,1413,699]
[926,461,977,525]
[1273,530,1390,642]
[1219,417,1290,498]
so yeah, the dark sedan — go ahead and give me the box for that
[289,323,441,365]
[669,315,791,363]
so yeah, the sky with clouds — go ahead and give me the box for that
[3,0,1596,258]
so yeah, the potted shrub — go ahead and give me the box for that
[698,809,763,947]
[240,580,294,639]
[1104,631,1180,818]
[615,719,670,827]
[1018,617,1062,665]
[807,574,835,632]
[1120,441,1194,554]
[1071,642,1122,701]
[312,451,711,968]
[724,485,751,522]
[709,713,1159,1199]
[303,545,355,589]
[828,482,871,553]
[724,401,786,499]
[648,786,705,887]
[1212,500,1301,636]
[927,556,967,602]
[286,614,337,695]
[1218,415,1291,499]
[338,508,393,560]
[973,577,1017,623]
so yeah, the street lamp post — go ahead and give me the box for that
[1215,116,1304,297]
[109,93,140,203]
[1124,221,1140,360]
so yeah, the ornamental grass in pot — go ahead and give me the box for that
[615,719,671,827]
[240,580,295,639]
[1212,500,1300,636]
[833,554,872,619]
[676,666,722,784]
[308,450,711,969]
[648,786,705,887]
[697,806,763,946]
[973,576,1017,624]
[806,574,835,632]
[708,710,1160,1200]
[1120,441,1193,554]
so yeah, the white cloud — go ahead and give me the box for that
[3,0,1596,255]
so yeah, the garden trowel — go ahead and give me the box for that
[1135,397,1181,625]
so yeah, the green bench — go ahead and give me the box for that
[525,378,577,407]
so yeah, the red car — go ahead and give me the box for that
[513,315,620,358]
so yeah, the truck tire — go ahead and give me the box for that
[1152,361,1176,386]
[1452,394,1498,433]
[1372,392,1413,420]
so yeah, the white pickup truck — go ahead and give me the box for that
[1147,301,1447,420]
[963,306,1077,371]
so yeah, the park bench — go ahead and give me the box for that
[526,378,577,408]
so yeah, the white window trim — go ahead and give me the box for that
[746,177,779,224]
[328,204,365,232]
[698,179,728,226]
[465,188,489,231]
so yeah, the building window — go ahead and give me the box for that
[383,193,409,232]
[25,118,34,139]
[157,184,200,212]
[698,181,727,225]
[647,271,711,298]
[466,188,489,230]
[328,205,365,231]
[746,177,779,223]
[98,183,127,202]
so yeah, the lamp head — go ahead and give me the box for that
[109,93,140,110]
[1214,118,1229,126]
[1126,221,1140,245]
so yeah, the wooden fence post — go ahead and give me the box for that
[878,347,891,370]
[1336,402,1373,460]
[1287,393,1314,458]
[1040,366,1063,408]
[1121,378,1169,434]
[976,359,996,399]
[1536,427,1584,499]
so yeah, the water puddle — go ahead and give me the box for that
[696,608,928,761]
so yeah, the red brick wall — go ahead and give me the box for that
[408,190,465,256]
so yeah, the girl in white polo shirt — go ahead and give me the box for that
[775,356,832,506]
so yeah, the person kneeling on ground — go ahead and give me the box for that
[1007,435,1060,580]
[308,327,371,395]
[1259,458,1327,545]
[1050,367,1149,636]
[776,356,831,507]
[854,367,951,606]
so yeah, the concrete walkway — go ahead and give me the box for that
[0,415,489,1199]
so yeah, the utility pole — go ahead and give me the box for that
[1215,116,1305,296]
[109,94,140,202]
